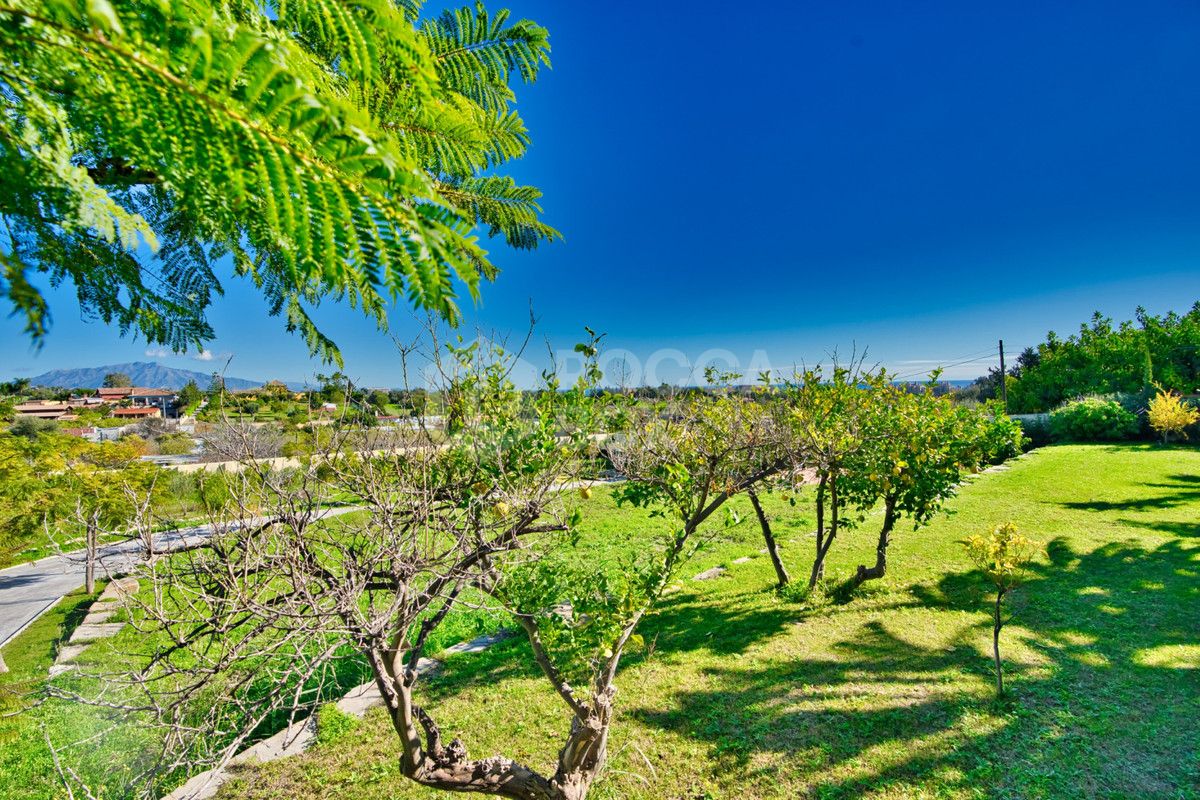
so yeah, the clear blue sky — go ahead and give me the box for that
[4,0,1200,387]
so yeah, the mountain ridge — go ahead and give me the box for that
[26,362,263,391]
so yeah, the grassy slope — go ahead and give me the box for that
[212,444,1200,799]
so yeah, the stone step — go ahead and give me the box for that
[54,643,90,664]
[81,610,118,625]
[98,577,139,601]
[69,623,127,643]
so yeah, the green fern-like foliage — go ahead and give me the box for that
[0,0,555,362]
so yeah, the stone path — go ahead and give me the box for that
[49,578,138,677]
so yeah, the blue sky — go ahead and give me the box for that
[4,0,1200,387]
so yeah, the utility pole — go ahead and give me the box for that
[998,339,1008,412]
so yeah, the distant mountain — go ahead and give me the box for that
[27,362,263,391]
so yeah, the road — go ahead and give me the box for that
[0,508,360,647]
[0,478,622,649]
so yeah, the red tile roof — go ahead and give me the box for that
[110,407,160,419]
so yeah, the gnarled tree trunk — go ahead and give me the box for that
[851,496,897,588]
[747,489,789,588]
[376,651,563,799]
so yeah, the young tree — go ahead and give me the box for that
[57,439,160,591]
[66,333,634,799]
[964,522,1039,695]
[369,389,391,411]
[1147,387,1200,444]
[0,432,72,562]
[844,391,1025,591]
[776,364,880,590]
[613,385,789,615]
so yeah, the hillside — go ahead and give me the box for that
[27,362,262,391]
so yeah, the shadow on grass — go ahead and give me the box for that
[1058,472,1200,513]
[628,536,1200,797]
[1117,517,1200,538]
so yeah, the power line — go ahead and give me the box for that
[891,350,999,382]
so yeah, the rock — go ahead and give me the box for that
[732,556,753,564]
[692,566,726,581]
[48,664,77,677]
[445,630,511,656]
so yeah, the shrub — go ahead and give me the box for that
[1049,397,1139,442]
[8,416,58,438]
[157,433,195,456]
[118,434,151,456]
[1148,388,1200,444]
[980,410,1027,462]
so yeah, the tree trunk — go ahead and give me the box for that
[809,474,837,589]
[747,489,789,588]
[0,650,7,674]
[851,496,897,588]
[550,695,613,800]
[812,476,825,586]
[85,522,97,595]
[993,589,1005,696]
[378,658,564,799]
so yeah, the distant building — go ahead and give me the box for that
[98,387,134,402]
[13,400,72,419]
[128,387,177,413]
[111,406,161,419]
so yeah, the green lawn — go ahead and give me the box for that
[2,444,1197,799]
[209,444,1200,799]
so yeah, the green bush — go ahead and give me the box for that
[156,433,195,456]
[980,409,1028,461]
[1049,397,1139,442]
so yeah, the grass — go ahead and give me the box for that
[207,444,1200,799]
[0,587,106,798]
[1,444,1196,798]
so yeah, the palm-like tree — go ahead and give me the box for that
[0,0,555,363]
